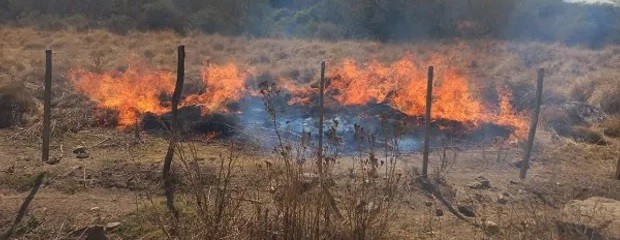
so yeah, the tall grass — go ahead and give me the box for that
[135,81,402,239]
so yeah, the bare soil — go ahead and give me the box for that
[1,126,618,239]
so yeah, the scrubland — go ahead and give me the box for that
[0,27,619,239]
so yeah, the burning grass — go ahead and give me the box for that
[65,53,530,146]
[0,27,619,239]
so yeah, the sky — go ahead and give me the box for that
[564,0,619,5]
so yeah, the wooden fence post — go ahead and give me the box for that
[422,66,434,177]
[42,50,52,163]
[318,61,326,175]
[615,141,619,180]
[520,68,544,180]
[163,45,185,218]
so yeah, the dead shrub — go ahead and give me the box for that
[602,118,620,138]
[569,70,620,115]
[0,82,38,128]
[569,126,606,145]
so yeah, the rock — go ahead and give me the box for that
[435,208,444,217]
[457,205,476,217]
[46,157,61,165]
[70,226,108,240]
[73,145,86,154]
[73,145,90,159]
[4,165,14,173]
[468,176,491,189]
[558,197,620,240]
[105,222,121,230]
[89,207,101,211]
[484,220,500,234]
[365,202,378,212]
[497,192,512,204]
[425,201,433,207]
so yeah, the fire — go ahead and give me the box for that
[285,55,528,138]
[69,60,247,128]
[183,62,247,115]
[495,88,528,138]
[69,54,527,141]
[205,131,221,142]
[68,62,175,127]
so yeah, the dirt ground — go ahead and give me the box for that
[1,126,618,239]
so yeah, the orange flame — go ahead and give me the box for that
[495,88,528,138]
[285,55,528,139]
[69,54,527,140]
[68,62,175,127]
[205,131,221,142]
[69,61,247,127]
[183,62,247,115]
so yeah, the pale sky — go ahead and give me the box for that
[564,0,619,5]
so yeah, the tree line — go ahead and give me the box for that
[0,0,618,46]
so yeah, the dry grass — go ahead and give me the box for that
[0,27,619,239]
[1,28,618,132]
[569,70,620,115]
[602,118,620,138]
[0,82,38,128]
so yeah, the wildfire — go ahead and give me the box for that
[68,62,175,127]
[69,54,528,141]
[284,55,528,138]
[205,131,221,142]
[182,62,247,115]
[495,88,528,138]
[69,60,247,127]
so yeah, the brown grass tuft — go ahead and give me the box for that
[0,82,37,128]
[569,70,620,115]
[602,117,620,138]
[568,126,607,145]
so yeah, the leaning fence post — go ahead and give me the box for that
[520,68,544,180]
[422,66,434,177]
[163,45,185,218]
[42,50,52,163]
[318,61,326,175]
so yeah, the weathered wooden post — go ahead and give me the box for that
[615,142,619,180]
[42,50,52,163]
[520,68,544,180]
[318,61,326,175]
[163,45,185,218]
[422,66,434,177]
[134,119,141,142]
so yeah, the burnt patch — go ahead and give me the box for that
[141,106,239,138]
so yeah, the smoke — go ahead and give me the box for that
[0,0,617,46]
[252,0,619,46]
